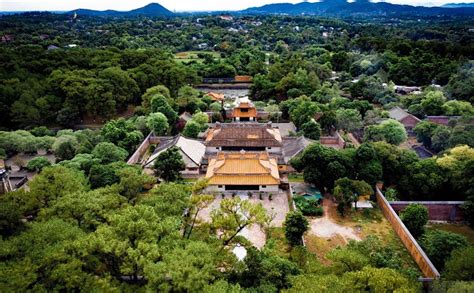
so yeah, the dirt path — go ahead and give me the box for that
[308,198,360,244]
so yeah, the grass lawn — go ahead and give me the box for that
[426,223,474,244]
[266,227,291,258]
[288,173,305,183]
[174,51,221,63]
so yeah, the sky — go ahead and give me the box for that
[1,0,473,12]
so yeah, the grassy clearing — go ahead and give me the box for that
[266,227,292,257]
[306,205,418,271]
[427,223,474,244]
[174,51,221,63]
[288,173,305,183]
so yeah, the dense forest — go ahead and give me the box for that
[1,11,474,292]
[1,13,473,129]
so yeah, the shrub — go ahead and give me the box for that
[419,230,468,270]
[399,203,428,238]
[284,211,309,246]
[294,197,323,216]
[26,157,51,172]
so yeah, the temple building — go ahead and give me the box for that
[205,151,280,192]
[232,97,257,122]
[145,135,205,175]
[205,122,282,153]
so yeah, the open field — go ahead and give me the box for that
[305,197,418,270]
[174,51,221,63]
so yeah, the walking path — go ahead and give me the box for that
[308,198,360,244]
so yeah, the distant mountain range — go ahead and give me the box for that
[70,3,173,17]
[240,0,474,17]
[16,1,473,18]
[443,2,474,8]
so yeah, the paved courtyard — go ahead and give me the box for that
[199,191,290,248]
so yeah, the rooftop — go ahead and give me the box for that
[206,152,280,185]
[146,135,205,168]
[388,106,420,122]
[205,123,282,147]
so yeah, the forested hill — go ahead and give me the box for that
[240,0,474,17]
[70,3,173,17]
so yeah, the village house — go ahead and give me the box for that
[388,106,421,130]
[205,151,280,192]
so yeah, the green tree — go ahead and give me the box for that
[414,121,439,148]
[333,178,373,215]
[191,111,209,131]
[421,90,446,116]
[284,211,309,246]
[444,246,474,281]
[364,119,407,145]
[183,120,201,138]
[24,165,88,214]
[85,205,180,283]
[335,108,362,132]
[116,166,155,203]
[147,112,169,135]
[0,219,111,291]
[144,241,218,292]
[237,247,300,290]
[92,142,128,164]
[153,147,185,182]
[185,189,214,239]
[211,197,270,246]
[301,120,321,140]
[26,156,51,172]
[38,187,125,231]
[345,266,418,292]
[399,204,428,238]
[0,199,24,236]
[150,94,178,124]
[141,85,171,112]
[419,230,468,270]
[52,135,79,161]
[431,125,451,152]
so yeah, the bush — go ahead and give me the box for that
[294,197,323,216]
[284,211,309,246]
[419,230,468,270]
[444,246,474,281]
[399,203,428,238]
[26,157,51,172]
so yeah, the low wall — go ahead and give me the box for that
[127,132,153,165]
[390,201,465,222]
[320,132,345,149]
[375,187,440,279]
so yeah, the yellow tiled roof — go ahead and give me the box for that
[206,152,280,185]
[209,175,279,185]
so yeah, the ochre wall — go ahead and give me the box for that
[376,188,440,279]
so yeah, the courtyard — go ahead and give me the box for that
[198,190,290,248]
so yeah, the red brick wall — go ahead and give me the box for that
[390,202,465,222]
